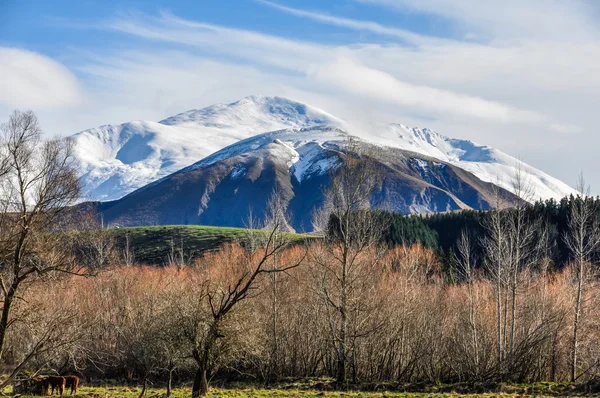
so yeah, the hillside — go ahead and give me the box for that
[379,124,575,201]
[73,96,344,201]
[72,96,575,204]
[98,126,518,231]
[110,225,309,265]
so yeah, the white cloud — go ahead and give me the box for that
[100,12,550,127]
[309,57,545,124]
[0,47,83,109]
[257,0,427,44]
[358,0,599,41]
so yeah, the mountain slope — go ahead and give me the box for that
[73,96,344,201]
[99,127,518,231]
[72,95,575,204]
[377,124,575,201]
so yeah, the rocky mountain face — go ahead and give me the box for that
[98,126,517,231]
[73,96,344,201]
[70,95,575,230]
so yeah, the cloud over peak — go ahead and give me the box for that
[0,47,82,110]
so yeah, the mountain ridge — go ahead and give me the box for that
[71,95,575,204]
[73,96,343,201]
[97,126,519,231]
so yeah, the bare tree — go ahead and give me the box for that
[481,184,510,372]
[453,229,480,375]
[311,137,386,385]
[113,278,166,398]
[70,213,119,269]
[167,237,189,268]
[261,188,293,380]
[123,233,135,266]
[187,222,304,397]
[506,162,539,360]
[563,173,600,382]
[0,110,82,378]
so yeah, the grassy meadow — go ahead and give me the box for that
[12,386,573,398]
[12,379,591,398]
[110,225,311,265]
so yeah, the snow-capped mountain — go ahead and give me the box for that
[72,95,574,204]
[73,96,344,201]
[99,126,517,230]
[376,124,576,201]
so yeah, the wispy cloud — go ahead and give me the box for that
[101,11,552,127]
[256,0,424,44]
[358,0,599,41]
[309,57,545,124]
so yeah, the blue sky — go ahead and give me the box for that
[1,0,455,50]
[1,0,600,190]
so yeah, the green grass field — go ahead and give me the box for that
[11,379,585,398]
[14,386,568,398]
[110,225,311,265]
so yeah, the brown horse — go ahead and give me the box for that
[64,376,79,394]
[44,376,66,395]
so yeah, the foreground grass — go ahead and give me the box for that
[15,386,563,398]
[110,225,312,265]
[14,381,590,398]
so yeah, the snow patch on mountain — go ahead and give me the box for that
[166,126,346,189]
[73,96,342,201]
[292,141,338,182]
[376,124,576,201]
[71,95,574,203]
[160,95,344,131]
[230,165,246,179]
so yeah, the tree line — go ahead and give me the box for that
[382,195,600,277]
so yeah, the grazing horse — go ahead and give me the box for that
[45,376,66,395]
[64,376,79,394]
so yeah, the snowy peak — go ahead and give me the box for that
[73,96,341,201]
[179,125,346,174]
[70,95,575,204]
[97,126,522,230]
[159,95,344,131]
[382,123,575,201]
[391,123,442,147]
[385,123,492,164]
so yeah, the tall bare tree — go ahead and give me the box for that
[482,183,510,372]
[0,110,82,376]
[563,173,600,382]
[453,229,481,375]
[261,188,292,380]
[312,137,386,384]
[187,221,304,398]
[506,162,539,359]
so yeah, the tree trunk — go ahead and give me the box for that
[166,366,174,397]
[571,259,584,382]
[551,327,559,382]
[509,282,517,357]
[468,283,480,376]
[496,280,503,368]
[269,250,279,382]
[0,285,16,361]
[138,377,147,398]
[192,325,218,398]
[337,309,346,384]
[336,246,348,385]
[191,362,209,398]
[502,287,508,362]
